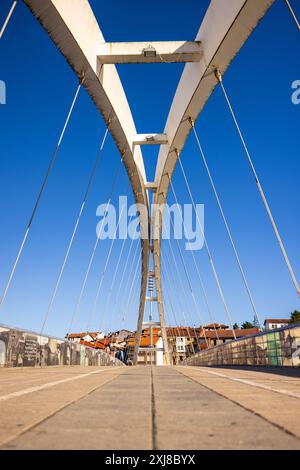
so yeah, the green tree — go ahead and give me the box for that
[290,310,300,324]
[233,323,239,330]
[241,321,254,329]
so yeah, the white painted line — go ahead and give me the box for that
[0,368,122,402]
[197,368,300,400]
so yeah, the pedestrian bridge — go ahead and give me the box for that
[0,0,299,365]
[0,0,300,451]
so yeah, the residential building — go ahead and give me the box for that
[264,319,291,330]
[65,331,104,344]
[167,326,259,362]
[111,329,132,341]
[126,328,162,366]
[125,325,259,365]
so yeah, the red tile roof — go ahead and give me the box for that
[264,319,290,324]
[80,338,110,350]
[204,323,228,329]
[125,326,259,348]
[67,332,100,339]
[203,328,259,339]
[127,329,161,348]
[166,327,205,337]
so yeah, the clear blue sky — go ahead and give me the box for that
[0,0,299,337]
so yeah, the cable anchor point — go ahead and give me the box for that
[188,117,195,128]
[79,71,86,85]
[214,69,222,83]
[165,171,171,181]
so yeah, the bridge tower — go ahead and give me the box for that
[129,179,170,366]
[129,248,170,366]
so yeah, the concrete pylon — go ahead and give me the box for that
[132,247,171,366]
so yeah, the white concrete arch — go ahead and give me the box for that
[154,0,275,207]
[23,0,150,359]
[152,0,275,355]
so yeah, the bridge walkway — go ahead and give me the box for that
[0,365,299,450]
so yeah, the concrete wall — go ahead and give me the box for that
[184,324,300,367]
[0,325,124,368]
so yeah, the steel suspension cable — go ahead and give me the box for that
[160,245,185,335]
[161,244,193,337]
[39,127,110,335]
[66,154,124,336]
[110,235,137,323]
[118,239,141,319]
[85,183,131,331]
[162,236,206,353]
[158,275,177,365]
[169,168,237,339]
[164,209,212,348]
[162,262,201,355]
[181,310,200,354]
[113,253,141,361]
[161,231,204,350]
[99,235,140,334]
[0,0,17,39]
[121,262,141,332]
[0,82,82,309]
[190,119,261,328]
[163,226,201,331]
[188,250,220,341]
[102,281,139,336]
[216,70,300,299]
[160,252,196,355]
[100,212,134,328]
[285,0,300,30]
[166,200,220,341]
[121,249,142,326]
[163,201,209,347]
